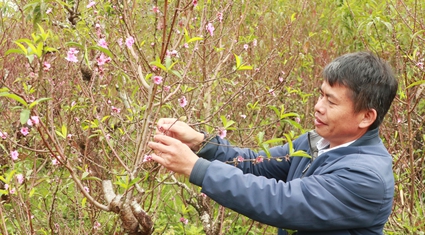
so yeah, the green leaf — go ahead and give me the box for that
[29,188,36,197]
[183,28,190,42]
[101,116,110,122]
[55,130,65,139]
[29,97,52,109]
[149,58,167,71]
[170,70,182,79]
[65,42,84,49]
[81,171,89,180]
[82,197,87,208]
[291,13,297,22]
[0,92,28,107]
[5,48,26,56]
[20,109,31,124]
[283,133,294,154]
[88,45,113,58]
[61,125,67,137]
[407,80,425,89]
[256,131,265,144]
[281,112,299,119]
[36,42,43,57]
[234,54,241,68]
[290,150,311,158]
[44,46,58,54]
[263,138,285,145]
[13,41,28,55]
[237,65,253,71]
[187,37,204,43]
[0,190,8,197]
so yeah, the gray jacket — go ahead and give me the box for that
[189,128,394,235]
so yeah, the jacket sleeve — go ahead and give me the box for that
[189,158,389,231]
[196,135,294,181]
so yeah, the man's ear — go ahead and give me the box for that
[359,109,377,129]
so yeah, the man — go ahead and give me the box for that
[148,52,398,235]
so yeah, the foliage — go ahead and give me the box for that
[0,0,424,234]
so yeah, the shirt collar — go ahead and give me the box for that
[316,138,356,156]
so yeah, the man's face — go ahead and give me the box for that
[314,81,369,148]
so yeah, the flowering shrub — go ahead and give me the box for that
[0,0,424,234]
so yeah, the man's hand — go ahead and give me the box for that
[148,134,199,176]
[156,118,205,151]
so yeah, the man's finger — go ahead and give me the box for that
[150,153,165,165]
[153,134,181,145]
[148,141,167,153]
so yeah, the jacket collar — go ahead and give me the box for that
[307,128,380,159]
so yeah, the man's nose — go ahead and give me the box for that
[314,98,324,114]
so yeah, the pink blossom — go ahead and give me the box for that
[31,116,40,125]
[52,158,59,165]
[152,6,159,13]
[268,89,276,97]
[84,186,90,193]
[153,76,163,85]
[65,48,79,63]
[0,131,7,139]
[87,1,96,8]
[218,128,226,139]
[67,134,73,139]
[111,106,121,114]
[166,50,179,57]
[295,117,301,123]
[46,8,52,14]
[178,96,187,107]
[237,156,244,163]
[163,85,171,92]
[95,23,101,29]
[105,134,111,140]
[68,48,79,54]
[143,155,153,162]
[126,36,135,48]
[279,77,284,82]
[217,12,223,22]
[97,53,111,66]
[27,119,33,126]
[183,43,189,48]
[11,150,19,161]
[253,39,257,47]
[240,114,246,119]
[93,221,101,230]
[180,217,188,225]
[193,0,198,7]
[417,62,424,70]
[206,23,215,37]
[4,184,8,190]
[20,127,29,136]
[43,62,51,71]
[98,38,108,49]
[16,174,24,184]
[243,44,249,50]
[65,53,77,63]
[255,156,264,164]
[9,188,16,194]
